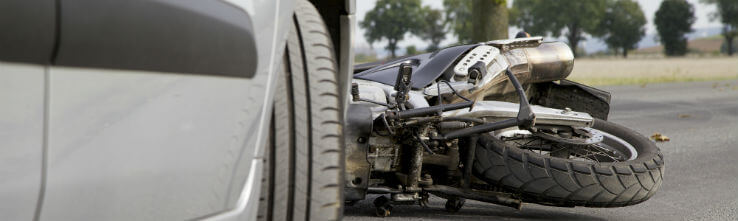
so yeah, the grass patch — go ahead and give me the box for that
[569,75,738,86]
[567,57,738,86]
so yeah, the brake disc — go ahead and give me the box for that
[533,127,604,145]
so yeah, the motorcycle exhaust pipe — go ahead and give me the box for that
[521,41,575,83]
[461,41,575,101]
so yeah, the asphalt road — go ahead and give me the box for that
[344,79,738,221]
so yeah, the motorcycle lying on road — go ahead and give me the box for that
[343,36,664,216]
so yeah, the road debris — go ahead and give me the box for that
[678,114,691,118]
[651,133,670,142]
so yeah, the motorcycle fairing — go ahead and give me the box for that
[353,45,475,89]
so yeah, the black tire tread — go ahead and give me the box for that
[258,0,343,220]
[473,119,664,207]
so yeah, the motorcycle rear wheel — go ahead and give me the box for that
[473,119,664,207]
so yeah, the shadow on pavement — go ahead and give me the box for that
[344,195,605,221]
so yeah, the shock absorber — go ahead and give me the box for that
[406,141,424,192]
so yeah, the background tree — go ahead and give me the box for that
[416,7,447,51]
[721,39,738,54]
[597,0,647,58]
[701,0,738,55]
[443,0,473,43]
[360,0,423,58]
[444,0,508,43]
[472,0,508,42]
[511,0,607,57]
[405,45,419,56]
[654,0,695,56]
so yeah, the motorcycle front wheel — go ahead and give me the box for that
[473,119,664,207]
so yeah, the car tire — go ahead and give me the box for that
[257,0,344,220]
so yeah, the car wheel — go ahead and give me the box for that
[257,0,344,220]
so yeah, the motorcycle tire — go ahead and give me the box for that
[473,119,664,207]
[257,0,344,220]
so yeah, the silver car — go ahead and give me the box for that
[0,0,353,220]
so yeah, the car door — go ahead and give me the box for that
[3,0,296,220]
[0,0,55,220]
[35,1,269,220]
[0,0,300,220]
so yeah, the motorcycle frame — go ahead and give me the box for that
[343,40,605,209]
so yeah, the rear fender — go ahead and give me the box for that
[531,80,611,120]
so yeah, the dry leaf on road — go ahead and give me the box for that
[651,133,670,142]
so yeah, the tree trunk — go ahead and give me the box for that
[388,39,397,58]
[723,25,736,56]
[623,47,628,58]
[727,36,735,56]
[566,24,581,57]
[472,0,508,42]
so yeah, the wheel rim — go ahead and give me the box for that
[498,127,638,163]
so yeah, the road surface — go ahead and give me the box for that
[344,79,738,221]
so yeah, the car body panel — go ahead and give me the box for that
[0,62,46,220]
[0,0,296,220]
[206,0,295,218]
[38,67,266,220]
[54,0,258,78]
[0,0,55,64]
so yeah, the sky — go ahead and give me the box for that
[355,0,722,55]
